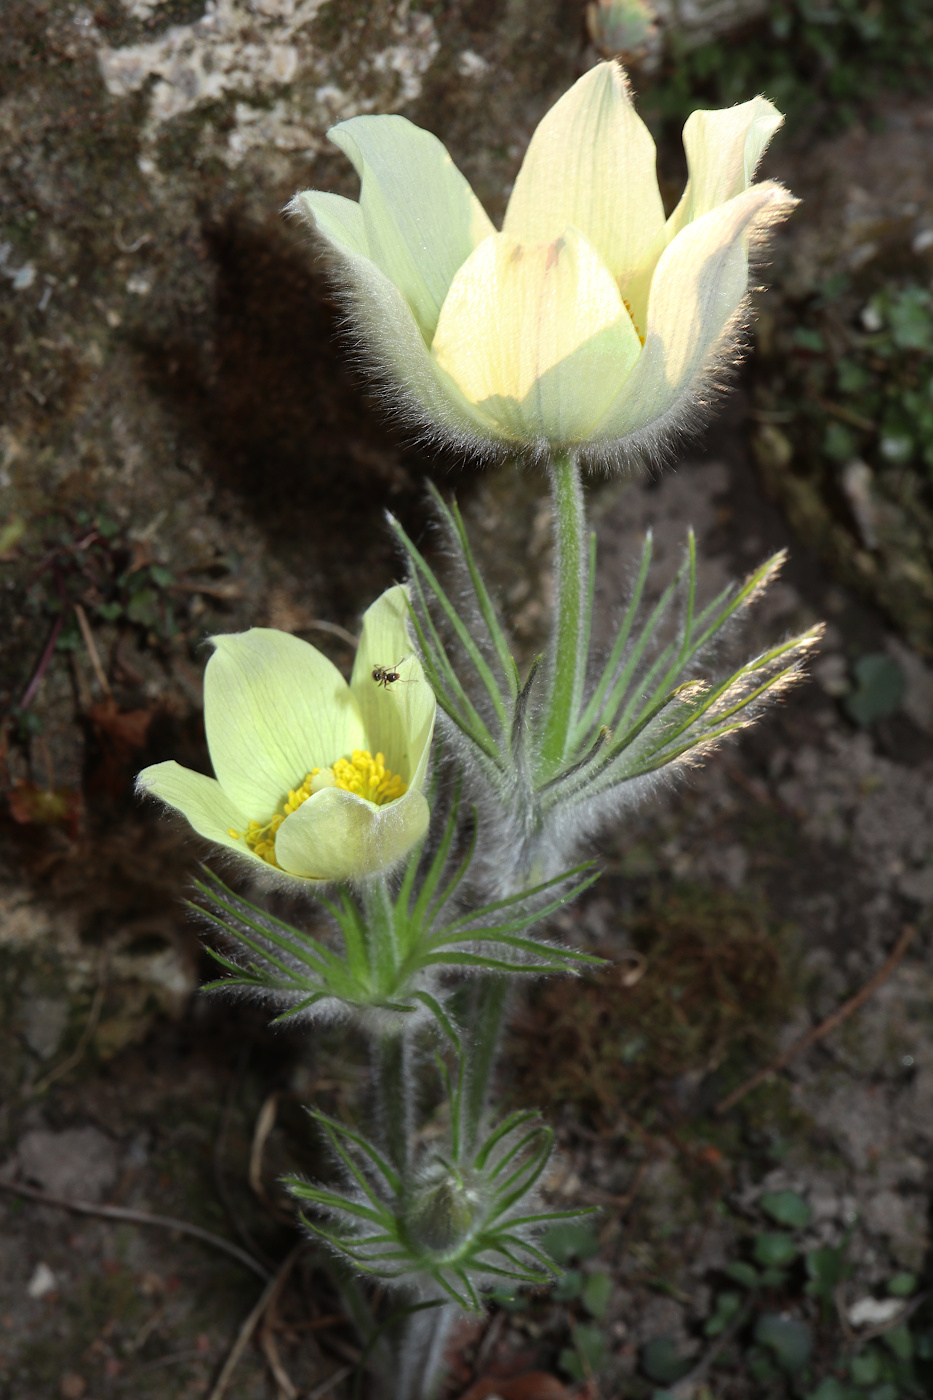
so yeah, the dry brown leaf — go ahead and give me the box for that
[456,1373,572,1400]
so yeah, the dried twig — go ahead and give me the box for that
[207,1244,303,1400]
[20,615,64,709]
[716,924,917,1115]
[306,1366,353,1400]
[260,1250,301,1400]
[0,1177,270,1280]
[74,602,112,697]
[249,1091,282,1205]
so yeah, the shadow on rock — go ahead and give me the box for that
[136,214,483,623]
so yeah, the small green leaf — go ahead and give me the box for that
[760,1190,812,1229]
[793,326,825,352]
[581,1271,612,1320]
[552,1268,583,1302]
[805,1244,849,1298]
[542,1222,601,1265]
[704,1290,742,1338]
[805,1380,851,1400]
[881,1324,913,1361]
[126,585,159,628]
[753,1232,798,1267]
[747,1345,780,1383]
[558,1347,584,1382]
[726,1261,760,1289]
[886,1271,916,1297]
[849,1348,881,1385]
[844,654,905,726]
[641,1337,690,1385]
[754,1312,812,1373]
[824,421,857,460]
[572,1323,608,1375]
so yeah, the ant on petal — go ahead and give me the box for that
[372,658,414,689]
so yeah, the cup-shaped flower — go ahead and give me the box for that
[290,61,795,464]
[137,586,435,884]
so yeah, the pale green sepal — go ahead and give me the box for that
[502,62,664,308]
[274,785,430,881]
[137,760,258,862]
[351,585,436,791]
[591,181,796,442]
[289,194,500,449]
[665,97,783,241]
[205,629,366,817]
[328,115,495,342]
[295,190,370,258]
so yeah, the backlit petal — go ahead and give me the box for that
[274,786,430,881]
[296,190,369,257]
[205,629,366,817]
[326,115,495,341]
[432,227,643,444]
[666,97,783,240]
[592,182,796,441]
[351,585,435,791]
[137,761,259,861]
[503,63,664,310]
[290,192,500,448]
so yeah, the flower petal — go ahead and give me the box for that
[666,97,784,239]
[204,629,366,817]
[326,115,495,342]
[296,190,370,257]
[351,585,436,790]
[274,786,430,881]
[431,227,643,445]
[290,191,500,449]
[592,182,796,441]
[137,760,259,861]
[503,62,664,313]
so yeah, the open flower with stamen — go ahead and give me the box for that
[137,586,435,884]
[291,60,795,464]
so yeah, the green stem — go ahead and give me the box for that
[396,1304,456,1400]
[373,1029,411,1176]
[360,872,399,993]
[359,875,412,1173]
[540,449,588,772]
[462,975,510,1154]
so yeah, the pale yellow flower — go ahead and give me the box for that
[291,61,795,461]
[138,587,435,883]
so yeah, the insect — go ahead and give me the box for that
[371,658,413,689]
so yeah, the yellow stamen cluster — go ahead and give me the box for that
[227,751,407,869]
[332,750,407,805]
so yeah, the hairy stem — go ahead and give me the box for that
[360,872,399,991]
[373,1029,411,1176]
[540,449,588,773]
[462,975,510,1154]
[395,1303,456,1400]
